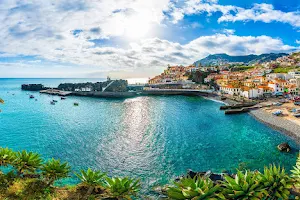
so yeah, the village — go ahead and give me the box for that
[148,52,300,100]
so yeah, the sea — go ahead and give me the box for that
[0,78,298,195]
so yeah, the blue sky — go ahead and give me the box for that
[0,0,299,78]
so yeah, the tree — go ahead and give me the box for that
[41,158,71,187]
[13,150,42,176]
[75,168,106,198]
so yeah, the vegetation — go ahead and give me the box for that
[75,168,106,197]
[291,155,300,188]
[105,177,140,199]
[42,158,71,187]
[167,176,221,199]
[221,170,267,199]
[273,66,299,73]
[0,146,300,199]
[13,150,43,176]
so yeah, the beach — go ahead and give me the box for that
[250,105,300,144]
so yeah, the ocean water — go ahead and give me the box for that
[0,78,298,193]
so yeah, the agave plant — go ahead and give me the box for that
[75,168,106,197]
[291,155,300,188]
[12,150,43,176]
[222,170,267,199]
[41,158,71,187]
[167,175,221,200]
[105,177,140,199]
[0,147,16,166]
[259,164,292,200]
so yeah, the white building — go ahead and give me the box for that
[220,85,241,95]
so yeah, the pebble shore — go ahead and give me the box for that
[250,109,300,144]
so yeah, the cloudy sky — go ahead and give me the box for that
[0,0,299,79]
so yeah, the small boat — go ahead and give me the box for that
[52,100,58,103]
[272,110,282,116]
[29,95,34,99]
[50,101,55,105]
[74,102,79,106]
[61,97,67,100]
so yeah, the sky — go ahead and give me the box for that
[0,0,299,79]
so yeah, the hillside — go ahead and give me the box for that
[194,53,288,67]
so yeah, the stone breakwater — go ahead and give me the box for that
[250,109,300,144]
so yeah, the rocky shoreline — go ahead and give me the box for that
[250,109,300,144]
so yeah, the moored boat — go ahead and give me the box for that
[74,102,79,106]
[29,95,34,99]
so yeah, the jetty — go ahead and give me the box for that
[220,102,256,110]
[40,89,73,96]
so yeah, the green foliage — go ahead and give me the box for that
[41,158,71,186]
[105,177,140,199]
[273,66,298,73]
[259,165,292,199]
[0,147,16,166]
[12,150,43,175]
[291,155,300,188]
[167,176,221,200]
[75,168,106,186]
[222,170,267,199]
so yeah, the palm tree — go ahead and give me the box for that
[105,177,140,200]
[41,158,71,187]
[75,168,106,198]
[12,150,42,176]
[0,147,15,167]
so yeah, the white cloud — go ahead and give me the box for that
[0,0,299,78]
[169,1,300,27]
[0,33,298,78]
[222,29,235,35]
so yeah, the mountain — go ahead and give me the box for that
[194,53,288,67]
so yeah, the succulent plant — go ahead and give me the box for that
[222,170,267,199]
[167,175,221,200]
[105,177,140,199]
[259,164,292,200]
[0,147,16,166]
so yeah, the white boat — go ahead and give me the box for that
[272,110,282,116]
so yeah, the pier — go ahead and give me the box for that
[40,89,73,96]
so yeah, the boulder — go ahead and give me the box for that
[277,142,291,152]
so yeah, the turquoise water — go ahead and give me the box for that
[0,78,298,193]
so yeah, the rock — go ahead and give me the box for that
[277,142,291,152]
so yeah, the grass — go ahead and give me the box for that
[0,178,109,200]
